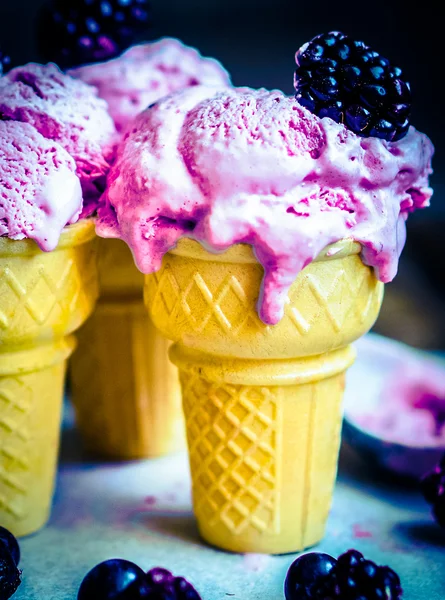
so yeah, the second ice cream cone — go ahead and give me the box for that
[145,238,384,554]
[70,239,184,460]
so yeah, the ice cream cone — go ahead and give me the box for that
[69,238,184,459]
[0,219,98,537]
[144,238,384,554]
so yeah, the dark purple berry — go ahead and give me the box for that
[0,48,12,76]
[322,549,402,600]
[37,0,152,69]
[146,568,202,600]
[294,31,412,141]
[0,543,21,600]
[77,558,150,600]
[174,576,201,600]
[284,552,337,600]
[421,452,445,527]
[0,527,20,567]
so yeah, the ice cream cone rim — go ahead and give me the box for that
[169,343,356,386]
[167,237,361,264]
[0,336,76,376]
[0,218,96,256]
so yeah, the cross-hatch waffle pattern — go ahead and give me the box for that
[0,356,66,535]
[182,371,282,536]
[147,252,380,348]
[0,374,33,519]
[0,248,97,345]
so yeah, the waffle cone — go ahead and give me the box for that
[70,238,184,459]
[144,238,384,554]
[0,220,98,536]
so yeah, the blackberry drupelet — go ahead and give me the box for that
[0,47,12,75]
[420,452,445,527]
[38,0,152,69]
[294,31,411,141]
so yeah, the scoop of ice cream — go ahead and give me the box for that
[0,121,82,251]
[98,86,434,325]
[0,62,117,212]
[69,37,231,133]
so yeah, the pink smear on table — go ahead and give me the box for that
[352,523,373,539]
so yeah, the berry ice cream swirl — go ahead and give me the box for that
[98,34,434,326]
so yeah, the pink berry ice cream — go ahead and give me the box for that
[97,85,434,325]
[353,361,445,447]
[0,121,82,251]
[0,62,117,213]
[69,37,231,133]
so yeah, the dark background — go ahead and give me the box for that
[1,0,444,348]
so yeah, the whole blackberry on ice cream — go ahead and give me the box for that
[294,31,412,141]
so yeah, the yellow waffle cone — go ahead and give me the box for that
[144,238,384,554]
[0,220,98,537]
[70,238,184,459]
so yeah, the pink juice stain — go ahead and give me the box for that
[144,495,157,507]
[352,523,373,539]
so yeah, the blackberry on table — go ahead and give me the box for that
[0,543,21,600]
[146,568,202,599]
[321,550,402,600]
[294,31,412,141]
[38,0,152,69]
[0,526,20,567]
[284,552,337,599]
[285,550,402,600]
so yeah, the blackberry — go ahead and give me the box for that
[0,543,21,600]
[284,550,402,600]
[37,0,152,69]
[420,452,445,527]
[284,552,337,600]
[77,558,150,599]
[321,550,403,600]
[0,527,20,567]
[294,31,411,141]
[146,568,202,600]
[0,47,12,76]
